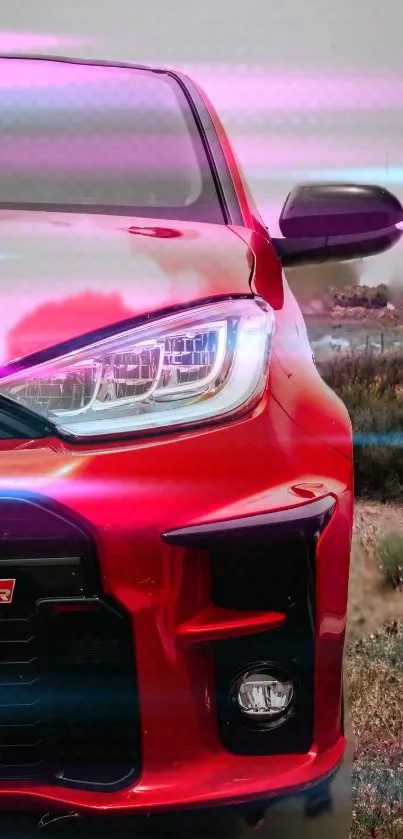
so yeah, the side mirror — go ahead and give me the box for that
[272,183,403,267]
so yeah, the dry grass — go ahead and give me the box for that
[347,503,403,838]
[347,502,403,641]
[346,623,403,838]
[320,351,403,500]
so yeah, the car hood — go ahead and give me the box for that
[0,210,253,366]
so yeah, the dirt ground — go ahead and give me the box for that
[347,500,403,641]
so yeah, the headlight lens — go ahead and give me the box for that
[0,298,274,438]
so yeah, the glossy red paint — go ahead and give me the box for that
[0,57,354,818]
[0,391,352,813]
[0,213,254,365]
[175,605,287,646]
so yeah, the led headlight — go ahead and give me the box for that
[0,298,274,438]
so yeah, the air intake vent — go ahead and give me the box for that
[212,532,316,756]
[211,533,311,614]
[163,498,335,758]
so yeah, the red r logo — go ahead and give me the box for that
[0,580,16,604]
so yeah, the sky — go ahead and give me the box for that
[0,0,403,288]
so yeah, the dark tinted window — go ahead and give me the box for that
[0,59,224,223]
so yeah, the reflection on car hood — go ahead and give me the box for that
[0,210,253,366]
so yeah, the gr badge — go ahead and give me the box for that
[0,579,16,604]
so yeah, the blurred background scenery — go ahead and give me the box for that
[1,0,403,358]
[0,2,402,835]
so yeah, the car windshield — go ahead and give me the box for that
[0,58,224,224]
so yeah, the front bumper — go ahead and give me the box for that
[3,758,353,839]
[0,395,353,815]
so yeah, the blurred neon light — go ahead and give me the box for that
[0,31,88,51]
[354,433,403,446]
[0,58,401,114]
[299,167,403,184]
[0,58,165,93]
[226,166,403,185]
[0,136,205,173]
[232,138,403,171]
[180,65,403,112]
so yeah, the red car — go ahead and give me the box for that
[0,55,401,837]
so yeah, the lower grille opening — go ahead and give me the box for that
[40,602,140,790]
[0,494,141,791]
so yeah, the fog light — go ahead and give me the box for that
[235,668,294,722]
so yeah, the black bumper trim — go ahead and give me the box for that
[162,495,336,548]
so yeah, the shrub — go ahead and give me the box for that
[376,531,403,589]
[330,283,390,309]
[321,351,403,500]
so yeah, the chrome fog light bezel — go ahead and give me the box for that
[229,663,296,729]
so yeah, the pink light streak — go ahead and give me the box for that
[0,136,203,174]
[233,136,402,170]
[0,57,149,90]
[180,65,403,111]
[0,31,88,52]
[0,57,401,114]
[0,135,396,175]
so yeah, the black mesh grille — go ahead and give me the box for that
[0,495,141,790]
